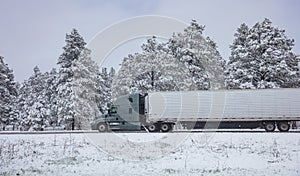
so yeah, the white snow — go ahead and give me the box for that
[1,132,300,175]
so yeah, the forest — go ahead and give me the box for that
[1,18,299,131]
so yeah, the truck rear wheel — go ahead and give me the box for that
[161,123,172,132]
[277,122,290,132]
[97,123,108,132]
[264,122,276,132]
[147,124,158,132]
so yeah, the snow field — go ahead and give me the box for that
[0,133,300,176]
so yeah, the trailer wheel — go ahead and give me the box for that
[277,122,290,132]
[97,123,108,132]
[147,124,158,132]
[264,122,276,132]
[161,123,171,132]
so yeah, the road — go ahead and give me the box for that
[1,129,300,135]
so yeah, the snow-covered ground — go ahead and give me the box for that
[0,132,300,176]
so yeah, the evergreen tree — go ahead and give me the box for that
[225,23,253,89]
[56,29,86,129]
[168,20,225,90]
[0,56,18,128]
[73,49,101,130]
[18,66,50,130]
[112,37,193,98]
[56,29,100,130]
[44,68,59,127]
[112,54,136,97]
[225,18,300,89]
[98,67,115,114]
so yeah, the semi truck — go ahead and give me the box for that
[91,88,300,132]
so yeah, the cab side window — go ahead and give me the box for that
[111,107,117,114]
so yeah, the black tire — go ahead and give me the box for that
[161,123,171,132]
[147,124,158,132]
[264,122,276,132]
[97,123,108,132]
[277,122,290,132]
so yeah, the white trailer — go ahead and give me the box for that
[145,88,300,132]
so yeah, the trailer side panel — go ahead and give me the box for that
[146,89,300,122]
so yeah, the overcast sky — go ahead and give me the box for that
[1,0,300,82]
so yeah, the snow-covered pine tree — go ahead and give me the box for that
[56,29,86,130]
[56,29,101,130]
[168,20,225,90]
[112,54,135,97]
[205,36,226,88]
[225,18,300,89]
[112,36,193,98]
[73,49,101,130]
[137,37,193,92]
[44,68,59,127]
[18,66,50,131]
[0,56,18,129]
[97,67,115,114]
[224,23,253,89]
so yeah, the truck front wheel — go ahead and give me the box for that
[264,122,276,132]
[97,123,108,132]
[277,122,290,132]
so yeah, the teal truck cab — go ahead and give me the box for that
[91,93,174,132]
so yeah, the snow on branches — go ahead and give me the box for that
[225,18,300,89]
